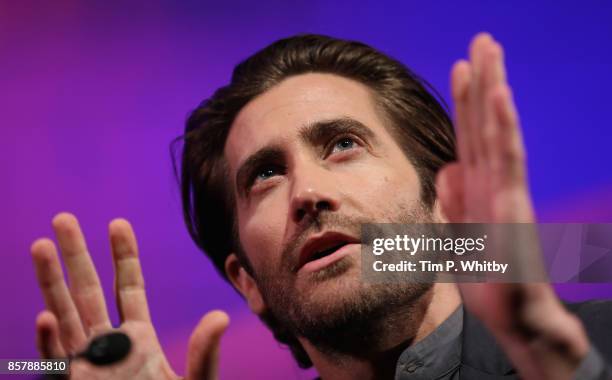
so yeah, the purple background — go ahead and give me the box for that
[2,1,611,378]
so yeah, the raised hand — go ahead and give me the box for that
[436,34,590,379]
[31,213,229,380]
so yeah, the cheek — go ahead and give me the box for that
[338,159,422,212]
[238,197,288,271]
[386,166,422,200]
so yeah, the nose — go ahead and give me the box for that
[289,161,341,224]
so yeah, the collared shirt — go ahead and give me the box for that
[394,305,610,380]
[394,305,463,380]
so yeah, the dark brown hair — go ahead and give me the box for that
[173,34,456,368]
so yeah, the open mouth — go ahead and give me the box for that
[297,232,360,272]
[307,242,349,263]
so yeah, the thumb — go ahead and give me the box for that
[186,310,230,380]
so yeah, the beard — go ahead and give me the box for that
[250,199,436,359]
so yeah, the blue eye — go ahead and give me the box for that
[257,168,274,179]
[253,165,282,185]
[331,137,356,153]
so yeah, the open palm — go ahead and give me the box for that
[31,213,229,380]
[436,34,589,380]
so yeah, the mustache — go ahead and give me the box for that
[280,212,372,272]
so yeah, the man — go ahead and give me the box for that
[31,33,612,379]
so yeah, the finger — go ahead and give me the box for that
[436,163,465,222]
[492,84,526,188]
[109,218,151,323]
[52,213,112,334]
[482,41,506,100]
[186,310,230,380]
[31,238,87,353]
[450,60,473,165]
[482,42,505,162]
[490,41,506,84]
[451,58,483,222]
[468,33,498,221]
[467,32,493,165]
[36,310,67,359]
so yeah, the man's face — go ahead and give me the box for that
[224,73,433,344]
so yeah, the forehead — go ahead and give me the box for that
[224,73,385,174]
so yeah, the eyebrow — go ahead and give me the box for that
[234,117,376,197]
[298,117,376,146]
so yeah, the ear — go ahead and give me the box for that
[224,253,266,315]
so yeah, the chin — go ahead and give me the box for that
[297,258,366,304]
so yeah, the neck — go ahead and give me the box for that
[301,283,461,380]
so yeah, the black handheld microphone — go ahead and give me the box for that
[73,331,132,366]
